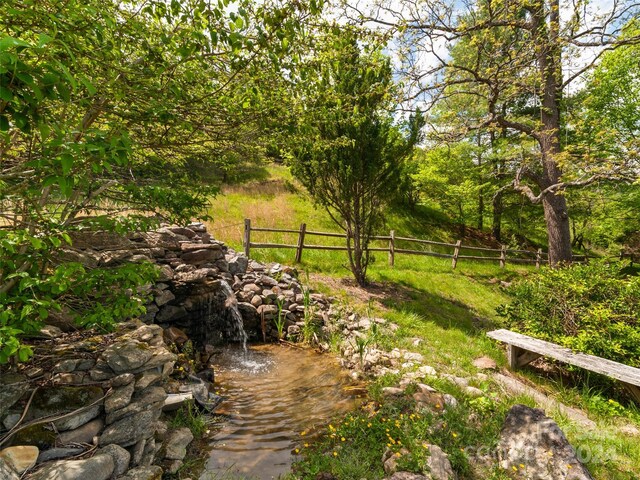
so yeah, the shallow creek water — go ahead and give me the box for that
[200,344,360,480]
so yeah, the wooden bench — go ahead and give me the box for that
[487,329,640,402]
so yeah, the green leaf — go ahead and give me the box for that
[0,87,12,102]
[37,33,53,48]
[0,37,31,51]
[0,115,9,131]
[60,153,73,175]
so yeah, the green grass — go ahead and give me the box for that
[207,164,640,480]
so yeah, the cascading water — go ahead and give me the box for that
[218,280,248,350]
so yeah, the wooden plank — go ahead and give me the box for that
[394,236,454,247]
[249,243,297,249]
[302,244,350,251]
[295,223,306,263]
[251,227,300,234]
[452,240,462,269]
[394,249,452,259]
[243,219,251,257]
[518,350,542,367]
[536,248,542,269]
[389,230,395,267]
[305,230,348,238]
[622,383,640,403]
[457,255,501,261]
[499,245,506,268]
[459,244,502,253]
[488,329,640,385]
[505,258,537,264]
[507,345,521,370]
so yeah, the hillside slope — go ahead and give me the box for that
[206,164,640,479]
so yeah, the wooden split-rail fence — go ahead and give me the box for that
[241,219,587,269]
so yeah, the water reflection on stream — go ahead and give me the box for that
[200,344,359,480]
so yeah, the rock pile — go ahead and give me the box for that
[0,323,194,480]
[62,223,332,345]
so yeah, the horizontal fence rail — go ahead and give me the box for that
[242,219,588,269]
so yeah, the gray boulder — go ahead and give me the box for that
[0,457,19,480]
[164,427,194,460]
[29,454,114,480]
[103,341,153,373]
[424,444,456,480]
[98,444,131,476]
[227,254,248,275]
[498,404,593,480]
[117,466,163,480]
[99,409,160,447]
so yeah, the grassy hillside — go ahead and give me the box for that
[206,164,640,479]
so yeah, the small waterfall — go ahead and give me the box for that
[219,280,248,351]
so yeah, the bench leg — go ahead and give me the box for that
[507,345,542,369]
[622,382,640,403]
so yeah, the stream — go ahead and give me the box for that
[199,344,360,480]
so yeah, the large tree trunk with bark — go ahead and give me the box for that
[533,0,573,265]
[492,190,503,242]
[541,192,572,264]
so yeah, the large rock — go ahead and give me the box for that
[0,457,19,480]
[27,386,103,432]
[154,289,175,307]
[117,466,163,480]
[0,446,39,474]
[58,418,104,445]
[104,382,135,413]
[164,427,194,460]
[181,248,222,265]
[98,444,130,476]
[0,374,29,418]
[424,444,456,480]
[156,305,188,323]
[37,447,84,463]
[385,473,430,480]
[498,404,593,480]
[99,409,160,447]
[102,341,153,373]
[105,386,166,425]
[227,254,248,275]
[29,454,115,480]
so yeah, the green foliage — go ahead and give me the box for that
[498,261,640,366]
[169,402,210,437]
[412,143,487,229]
[274,298,286,339]
[0,0,324,363]
[288,26,423,285]
[0,226,158,363]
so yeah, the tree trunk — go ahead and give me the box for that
[534,0,572,265]
[477,132,484,230]
[478,191,484,231]
[541,192,571,264]
[492,190,503,242]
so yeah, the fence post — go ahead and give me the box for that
[243,218,251,257]
[499,245,506,268]
[535,248,542,269]
[295,223,307,263]
[452,240,462,269]
[388,230,395,267]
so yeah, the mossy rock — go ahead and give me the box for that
[11,424,57,450]
[28,386,104,431]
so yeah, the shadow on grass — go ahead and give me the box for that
[375,282,499,337]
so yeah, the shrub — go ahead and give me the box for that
[497,261,640,367]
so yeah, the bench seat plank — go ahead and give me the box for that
[487,329,640,387]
